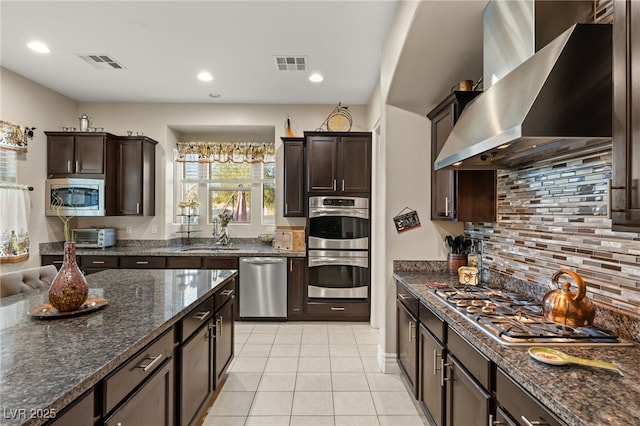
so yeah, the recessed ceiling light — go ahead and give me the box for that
[453,161,463,166]
[309,73,323,83]
[197,71,213,82]
[27,41,50,54]
[208,93,220,98]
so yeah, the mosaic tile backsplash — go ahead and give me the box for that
[465,149,640,319]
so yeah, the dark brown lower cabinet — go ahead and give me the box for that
[496,368,565,426]
[445,355,491,426]
[48,389,95,426]
[214,296,235,388]
[287,257,306,319]
[180,322,214,426]
[419,324,445,426]
[103,358,174,426]
[397,299,419,397]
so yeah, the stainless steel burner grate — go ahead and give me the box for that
[434,286,632,346]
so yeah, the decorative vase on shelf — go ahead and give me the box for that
[49,242,88,312]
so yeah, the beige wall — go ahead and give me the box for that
[0,68,77,272]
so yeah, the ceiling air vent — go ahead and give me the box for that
[77,54,126,70]
[274,56,307,71]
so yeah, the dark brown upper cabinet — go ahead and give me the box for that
[611,0,640,231]
[106,136,157,216]
[305,131,371,195]
[282,137,306,217]
[427,92,496,222]
[45,132,114,177]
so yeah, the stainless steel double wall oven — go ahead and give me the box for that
[307,196,370,299]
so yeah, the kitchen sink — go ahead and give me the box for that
[180,247,240,252]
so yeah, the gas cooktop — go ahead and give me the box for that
[434,286,633,346]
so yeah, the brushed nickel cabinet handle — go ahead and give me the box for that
[330,307,345,311]
[136,203,140,214]
[75,160,79,171]
[67,161,72,173]
[342,180,345,192]
[217,316,222,336]
[138,354,163,372]
[520,417,549,426]
[192,311,210,321]
[92,260,105,264]
[220,289,234,296]
[333,179,337,191]
[135,261,149,265]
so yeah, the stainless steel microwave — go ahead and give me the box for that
[45,178,105,216]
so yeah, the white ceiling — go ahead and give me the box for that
[1,0,487,114]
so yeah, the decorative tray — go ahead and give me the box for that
[27,297,108,318]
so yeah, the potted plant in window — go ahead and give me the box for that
[48,193,88,312]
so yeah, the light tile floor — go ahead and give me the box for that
[203,321,427,426]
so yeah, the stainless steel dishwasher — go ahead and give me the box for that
[239,257,287,319]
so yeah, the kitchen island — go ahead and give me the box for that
[394,268,640,426]
[0,268,237,426]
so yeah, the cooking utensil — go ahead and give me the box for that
[542,270,595,326]
[528,347,624,376]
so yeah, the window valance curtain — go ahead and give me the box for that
[175,141,275,164]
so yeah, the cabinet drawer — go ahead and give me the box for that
[419,301,446,343]
[166,256,202,269]
[496,368,565,426]
[215,279,236,312]
[81,256,119,269]
[42,255,64,270]
[103,328,174,414]
[180,296,214,343]
[120,256,166,269]
[396,281,418,317]
[306,301,369,317]
[447,328,491,390]
[203,257,238,269]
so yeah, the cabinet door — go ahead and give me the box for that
[397,300,418,397]
[287,257,306,319]
[214,298,235,388]
[307,135,338,193]
[612,0,640,230]
[117,139,143,215]
[445,355,491,426]
[74,135,105,174]
[283,138,306,216]
[50,389,95,426]
[419,325,445,426]
[429,104,456,220]
[104,358,174,426]
[47,135,75,175]
[180,323,213,426]
[340,135,371,193]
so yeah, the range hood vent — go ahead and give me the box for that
[434,23,612,170]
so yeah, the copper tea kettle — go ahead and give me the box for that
[542,270,595,327]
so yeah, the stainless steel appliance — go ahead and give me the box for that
[436,0,612,170]
[433,286,632,346]
[239,257,287,319]
[308,196,369,250]
[72,228,116,248]
[45,178,105,216]
[307,196,370,299]
[308,250,369,298]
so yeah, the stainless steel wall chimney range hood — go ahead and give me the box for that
[434,1,612,171]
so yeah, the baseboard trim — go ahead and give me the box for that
[377,347,400,374]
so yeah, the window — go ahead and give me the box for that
[174,142,275,231]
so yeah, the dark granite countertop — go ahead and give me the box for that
[39,242,305,258]
[394,270,640,426]
[0,268,237,426]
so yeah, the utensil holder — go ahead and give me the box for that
[447,253,467,275]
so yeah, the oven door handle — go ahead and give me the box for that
[308,208,369,219]
[308,256,368,268]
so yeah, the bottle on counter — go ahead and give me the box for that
[467,241,478,268]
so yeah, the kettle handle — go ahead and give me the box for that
[552,270,586,301]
